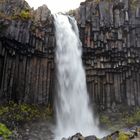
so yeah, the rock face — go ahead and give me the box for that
[0,0,30,16]
[75,0,140,110]
[0,0,140,111]
[34,5,51,23]
[0,0,55,105]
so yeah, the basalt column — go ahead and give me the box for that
[74,0,140,110]
[1,0,140,111]
[0,1,55,105]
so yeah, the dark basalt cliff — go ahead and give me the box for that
[0,0,140,111]
[76,0,140,110]
[0,0,55,105]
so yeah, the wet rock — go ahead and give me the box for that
[85,135,97,140]
[62,133,98,140]
[70,133,84,140]
[62,126,140,140]
[62,133,85,140]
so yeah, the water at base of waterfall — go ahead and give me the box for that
[54,14,107,140]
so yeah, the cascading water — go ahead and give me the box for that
[54,14,105,139]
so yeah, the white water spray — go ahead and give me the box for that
[54,14,105,139]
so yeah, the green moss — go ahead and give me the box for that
[12,9,32,20]
[130,0,138,10]
[100,108,140,132]
[105,7,110,13]
[0,123,12,140]
[106,136,112,140]
[117,132,130,140]
[122,108,140,126]
[67,9,76,16]
[0,102,53,128]
[0,9,31,21]
[0,12,5,18]
[100,115,111,126]
[95,0,100,3]
[19,10,31,20]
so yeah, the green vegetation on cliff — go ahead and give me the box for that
[0,102,53,128]
[12,9,32,20]
[0,102,53,139]
[100,108,140,132]
[130,0,138,10]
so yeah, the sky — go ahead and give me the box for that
[26,0,85,13]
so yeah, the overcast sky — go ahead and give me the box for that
[26,0,85,13]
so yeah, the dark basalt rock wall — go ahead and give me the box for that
[76,0,140,110]
[0,0,55,105]
[0,0,140,111]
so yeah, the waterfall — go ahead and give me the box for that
[54,14,104,139]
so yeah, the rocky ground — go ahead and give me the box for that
[0,103,140,140]
[15,121,54,140]
[63,126,140,140]
[0,120,55,140]
[9,122,140,140]
[13,119,140,140]
[0,112,140,140]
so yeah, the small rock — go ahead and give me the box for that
[64,133,85,140]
